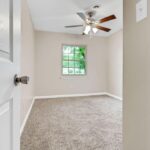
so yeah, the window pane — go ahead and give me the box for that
[80,60,86,69]
[75,54,80,60]
[75,68,80,74]
[70,47,74,54]
[75,54,84,60]
[66,46,74,54]
[63,68,69,75]
[68,54,74,60]
[74,47,80,54]
[80,47,86,54]
[63,46,69,54]
[80,69,85,74]
[68,68,74,74]
[63,54,69,60]
[63,61,69,67]
[69,61,74,67]
[63,46,74,54]
[80,54,85,61]
[74,61,80,68]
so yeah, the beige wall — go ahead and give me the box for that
[35,31,123,97]
[35,31,108,96]
[21,0,35,126]
[124,0,150,149]
[107,30,123,98]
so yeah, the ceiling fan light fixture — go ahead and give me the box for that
[84,25,91,35]
[92,28,98,33]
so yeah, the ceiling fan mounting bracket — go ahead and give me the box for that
[86,11,96,18]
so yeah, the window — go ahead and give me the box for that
[62,45,86,75]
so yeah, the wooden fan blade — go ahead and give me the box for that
[96,26,111,32]
[65,25,83,28]
[100,15,116,23]
[77,12,86,21]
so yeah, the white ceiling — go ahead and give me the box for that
[27,0,123,37]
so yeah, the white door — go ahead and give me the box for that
[0,0,21,150]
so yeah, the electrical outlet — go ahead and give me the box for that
[136,0,147,22]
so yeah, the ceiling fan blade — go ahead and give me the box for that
[100,15,116,23]
[65,25,83,28]
[77,12,86,21]
[96,26,111,32]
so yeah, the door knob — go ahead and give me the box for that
[14,75,29,85]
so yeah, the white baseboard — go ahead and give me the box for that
[20,98,35,135]
[34,92,106,100]
[20,92,122,135]
[105,92,122,101]
[34,92,122,101]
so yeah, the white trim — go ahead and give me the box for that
[34,92,106,100]
[105,93,123,101]
[34,92,123,101]
[20,92,122,135]
[20,98,35,135]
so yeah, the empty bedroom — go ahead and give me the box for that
[21,0,123,149]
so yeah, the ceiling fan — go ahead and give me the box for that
[65,11,117,35]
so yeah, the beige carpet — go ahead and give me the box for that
[21,96,122,150]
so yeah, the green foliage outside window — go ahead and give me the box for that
[62,45,86,75]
